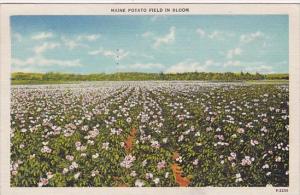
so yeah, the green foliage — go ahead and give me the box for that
[10,82,288,187]
[11,71,288,85]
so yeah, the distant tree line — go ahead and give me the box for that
[11,72,289,82]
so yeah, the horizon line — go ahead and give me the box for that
[11,71,289,75]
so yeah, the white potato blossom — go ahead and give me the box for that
[275,156,282,162]
[193,159,199,165]
[162,138,168,143]
[75,141,81,148]
[62,168,69,174]
[153,177,160,184]
[102,142,109,150]
[92,153,99,159]
[10,81,289,187]
[165,172,170,178]
[235,173,243,183]
[120,154,136,168]
[41,146,52,153]
[74,172,81,179]
[135,179,145,187]
[250,139,259,146]
[237,128,245,134]
[69,162,79,170]
[38,178,49,187]
[150,140,160,148]
[66,155,74,161]
[157,160,166,170]
[176,156,183,163]
[146,172,153,179]
[262,164,269,169]
[130,171,137,177]
[91,170,99,177]
[241,156,253,166]
[142,159,147,167]
[178,135,184,142]
[46,172,54,179]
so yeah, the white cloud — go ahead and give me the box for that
[196,28,206,37]
[222,60,275,74]
[76,34,101,41]
[88,48,129,60]
[140,53,154,59]
[12,56,82,68]
[243,65,273,74]
[153,26,176,48]
[277,60,288,66]
[165,59,215,73]
[31,32,53,40]
[262,41,268,48]
[240,31,265,44]
[61,36,87,50]
[163,59,275,74]
[118,63,164,70]
[142,31,154,38]
[208,31,223,39]
[223,60,242,67]
[13,33,22,42]
[131,52,154,60]
[226,48,242,59]
[33,42,60,54]
[205,60,215,66]
[60,34,100,50]
[150,15,167,22]
[206,31,235,40]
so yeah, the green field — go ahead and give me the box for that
[11,81,289,187]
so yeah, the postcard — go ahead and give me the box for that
[0,3,299,195]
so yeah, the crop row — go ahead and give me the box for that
[10,81,289,187]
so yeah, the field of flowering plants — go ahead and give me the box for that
[10,81,289,187]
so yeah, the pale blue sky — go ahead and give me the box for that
[11,15,288,74]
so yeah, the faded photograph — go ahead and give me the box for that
[10,15,289,187]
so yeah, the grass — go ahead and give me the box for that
[11,80,80,85]
[246,80,289,85]
[12,79,289,85]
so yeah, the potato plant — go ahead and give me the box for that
[10,81,288,187]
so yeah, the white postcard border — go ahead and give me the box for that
[0,3,299,195]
